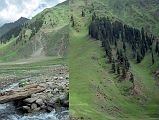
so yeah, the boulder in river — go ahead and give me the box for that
[36,99,44,106]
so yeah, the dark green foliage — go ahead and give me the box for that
[81,10,85,17]
[112,59,116,73]
[70,15,75,27]
[89,16,156,63]
[155,41,159,55]
[136,52,142,63]
[89,15,157,80]
[117,64,120,75]
[130,73,135,88]
[152,53,155,64]
[122,68,126,78]
[123,42,126,52]
[0,25,22,43]
[28,19,43,39]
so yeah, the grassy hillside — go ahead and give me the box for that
[0,1,69,62]
[70,0,159,119]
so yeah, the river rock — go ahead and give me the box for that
[53,76,58,80]
[66,75,69,79]
[39,83,47,88]
[24,98,37,103]
[62,100,69,107]
[48,97,60,107]
[23,106,30,112]
[34,107,41,112]
[41,104,46,109]
[31,103,38,110]
[47,106,54,112]
[59,77,64,80]
[54,88,59,93]
[36,99,43,106]
[59,93,68,101]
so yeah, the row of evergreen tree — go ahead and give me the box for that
[88,15,159,86]
[89,15,157,64]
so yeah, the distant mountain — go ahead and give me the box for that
[0,17,29,38]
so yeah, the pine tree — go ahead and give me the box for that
[123,42,126,52]
[115,39,117,48]
[136,52,141,63]
[117,64,120,75]
[122,68,126,78]
[81,10,85,17]
[130,73,135,88]
[152,53,155,65]
[155,42,159,54]
[112,59,116,73]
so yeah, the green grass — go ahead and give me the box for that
[69,0,159,119]
[69,26,159,120]
[0,1,69,62]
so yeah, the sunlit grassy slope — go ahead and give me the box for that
[69,0,159,119]
[0,1,69,62]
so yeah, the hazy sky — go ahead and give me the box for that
[0,0,66,26]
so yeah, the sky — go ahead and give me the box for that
[0,0,66,26]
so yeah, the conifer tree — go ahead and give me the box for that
[117,64,120,75]
[152,53,155,65]
[112,59,116,73]
[81,10,85,17]
[122,68,126,78]
[130,73,135,88]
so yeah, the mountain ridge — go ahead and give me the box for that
[0,17,29,38]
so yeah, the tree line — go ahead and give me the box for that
[0,18,43,44]
[89,15,157,64]
[88,15,158,87]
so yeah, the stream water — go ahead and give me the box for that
[0,83,69,120]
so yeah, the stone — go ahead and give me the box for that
[53,76,58,80]
[47,106,54,112]
[65,75,69,79]
[36,99,43,106]
[24,98,37,103]
[39,83,47,88]
[34,107,41,112]
[59,77,64,80]
[54,88,59,93]
[48,97,60,107]
[41,104,46,109]
[23,106,30,112]
[31,103,38,110]
[62,100,69,108]
[58,86,64,91]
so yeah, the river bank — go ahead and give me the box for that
[0,64,69,120]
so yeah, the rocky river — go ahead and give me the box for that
[0,65,69,120]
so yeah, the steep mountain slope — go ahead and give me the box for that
[0,17,29,38]
[70,0,159,119]
[0,1,69,62]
